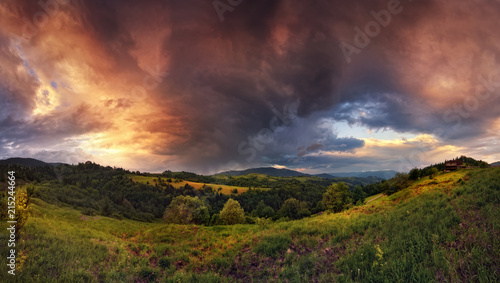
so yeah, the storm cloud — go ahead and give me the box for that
[1,0,499,173]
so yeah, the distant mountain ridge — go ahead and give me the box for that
[491,161,500,166]
[2,158,396,179]
[320,170,398,180]
[0,157,50,167]
[218,167,308,177]
[217,167,397,180]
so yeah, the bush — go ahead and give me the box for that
[245,216,256,224]
[219,199,246,225]
[159,257,171,269]
[81,208,97,216]
[137,268,158,281]
[163,195,209,225]
[297,208,311,218]
[210,213,222,225]
[255,217,273,229]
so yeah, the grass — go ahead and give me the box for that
[1,168,498,282]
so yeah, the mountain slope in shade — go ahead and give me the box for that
[0,157,50,167]
[318,170,398,180]
[491,161,500,166]
[218,167,308,177]
[314,173,335,179]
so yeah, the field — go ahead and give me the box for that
[1,168,499,282]
[128,175,268,195]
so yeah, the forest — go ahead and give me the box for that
[0,156,490,225]
[0,159,386,224]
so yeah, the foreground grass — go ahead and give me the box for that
[1,169,499,282]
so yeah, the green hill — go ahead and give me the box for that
[1,167,499,282]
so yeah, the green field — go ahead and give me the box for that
[1,168,499,282]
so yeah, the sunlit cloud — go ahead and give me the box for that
[0,0,499,173]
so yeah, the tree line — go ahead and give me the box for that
[2,156,486,225]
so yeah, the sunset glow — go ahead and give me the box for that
[1,0,499,174]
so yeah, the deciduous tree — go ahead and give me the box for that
[219,198,246,225]
[322,182,352,213]
[163,195,209,225]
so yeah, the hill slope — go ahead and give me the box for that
[0,157,49,167]
[1,168,498,282]
[219,167,397,179]
[317,170,398,179]
[218,167,308,177]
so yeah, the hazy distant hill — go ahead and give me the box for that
[218,167,309,177]
[218,167,397,179]
[314,173,336,179]
[491,161,500,166]
[0,157,50,167]
[319,170,398,180]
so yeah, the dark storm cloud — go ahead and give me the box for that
[140,0,417,171]
[297,137,365,157]
[60,0,500,171]
[2,0,500,172]
[331,1,500,142]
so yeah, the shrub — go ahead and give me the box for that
[159,257,171,269]
[137,268,158,281]
[219,199,246,225]
[245,216,256,224]
[81,208,97,216]
[163,195,209,225]
[297,208,311,218]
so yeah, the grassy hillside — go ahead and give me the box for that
[1,168,499,282]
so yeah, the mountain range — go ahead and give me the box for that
[0,157,51,167]
[10,157,500,179]
[218,167,397,179]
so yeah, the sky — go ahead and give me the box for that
[0,0,499,174]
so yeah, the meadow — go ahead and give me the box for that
[0,168,499,282]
